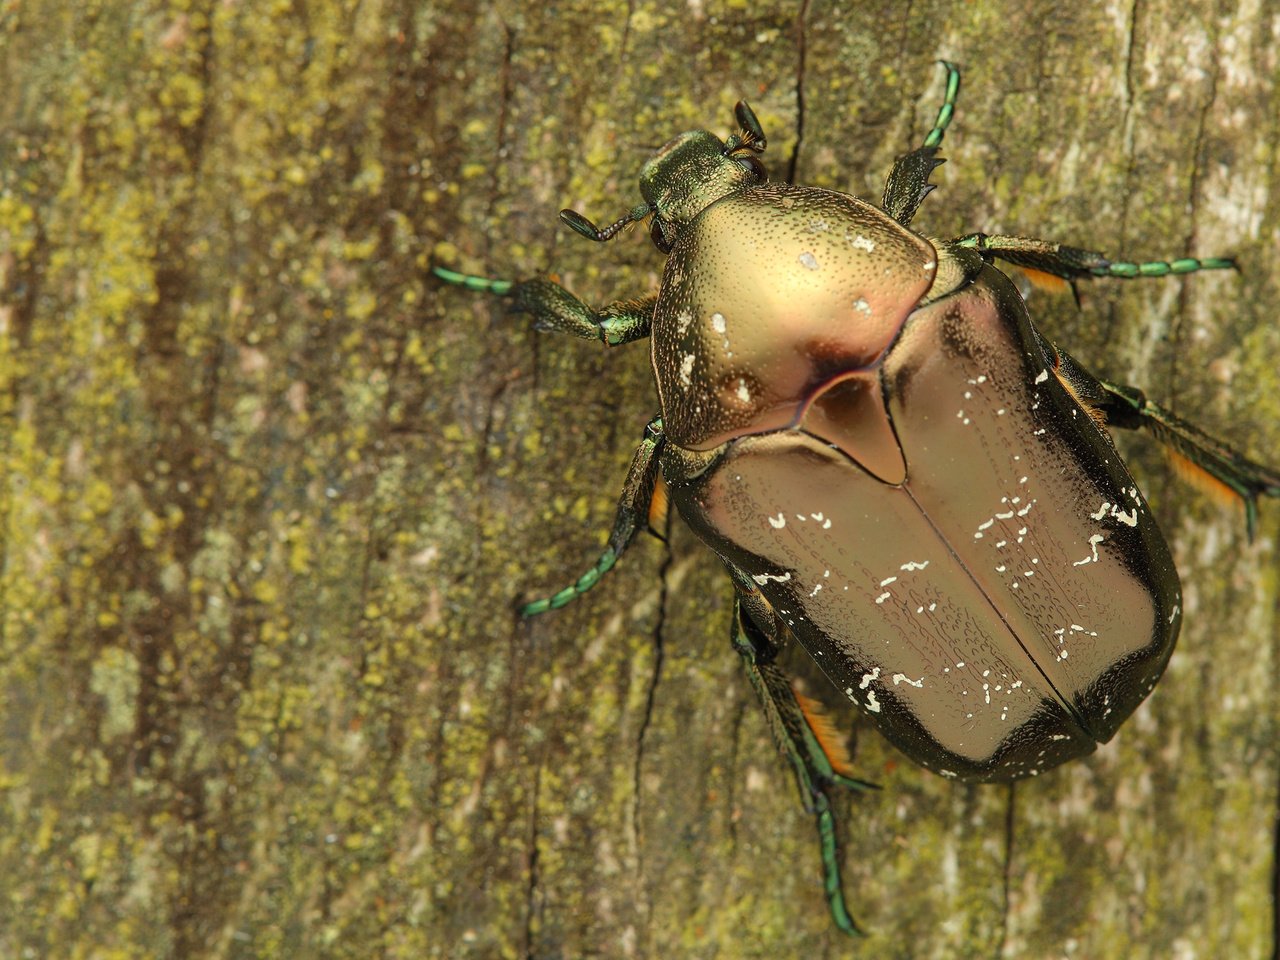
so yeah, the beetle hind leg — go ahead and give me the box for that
[521,419,665,616]
[1049,346,1280,541]
[730,587,876,937]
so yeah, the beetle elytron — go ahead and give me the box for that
[435,65,1280,934]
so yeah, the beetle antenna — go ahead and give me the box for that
[724,100,768,155]
[560,204,650,243]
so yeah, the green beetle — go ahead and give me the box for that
[435,64,1280,935]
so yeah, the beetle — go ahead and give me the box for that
[434,64,1280,935]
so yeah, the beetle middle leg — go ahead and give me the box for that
[729,583,877,937]
[520,418,665,615]
[433,265,655,345]
[1046,344,1280,540]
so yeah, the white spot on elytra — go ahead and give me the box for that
[900,560,929,571]
[1071,534,1106,566]
[1034,369,1049,384]
[874,591,891,604]
[752,571,792,585]
[892,673,924,688]
[850,233,876,252]
[865,690,882,713]
[676,309,693,336]
[736,379,751,403]
[859,668,881,689]
[852,297,871,314]
[879,576,897,587]
[767,513,786,529]
[798,251,819,270]
[711,312,726,334]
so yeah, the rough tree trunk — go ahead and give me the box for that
[2,2,1278,958]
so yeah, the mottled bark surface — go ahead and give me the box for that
[2,2,1279,958]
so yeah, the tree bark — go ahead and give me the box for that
[2,1,1279,958]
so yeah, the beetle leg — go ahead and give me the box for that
[730,589,877,937]
[433,265,655,345]
[881,61,961,227]
[949,234,1235,302]
[1049,346,1280,542]
[521,419,664,616]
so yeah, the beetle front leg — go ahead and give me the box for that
[433,265,655,345]
[948,233,1235,300]
[881,61,961,227]
[729,586,877,937]
[1049,346,1280,541]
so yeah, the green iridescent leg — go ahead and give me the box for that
[1048,346,1280,541]
[881,60,962,227]
[950,233,1235,291]
[730,589,877,937]
[433,265,655,346]
[521,419,664,616]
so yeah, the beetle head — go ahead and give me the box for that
[559,102,768,254]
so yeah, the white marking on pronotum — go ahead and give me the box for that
[752,571,792,585]
[900,560,929,571]
[865,690,882,713]
[679,353,695,387]
[798,251,819,270]
[767,513,786,529]
[1034,369,1049,384]
[892,673,924,688]
[859,667,881,689]
[1071,533,1105,566]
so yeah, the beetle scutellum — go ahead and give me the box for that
[434,64,1280,935]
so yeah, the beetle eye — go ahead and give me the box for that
[650,218,674,253]
[737,154,767,182]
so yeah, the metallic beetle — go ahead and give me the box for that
[435,64,1280,935]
